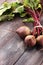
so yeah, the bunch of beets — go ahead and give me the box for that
[16,0,43,48]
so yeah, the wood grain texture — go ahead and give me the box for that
[0,0,43,65]
[15,50,43,65]
[0,17,26,65]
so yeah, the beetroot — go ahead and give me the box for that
[24,35,36,47]
[16,26,31,38]
[36,35,43,46]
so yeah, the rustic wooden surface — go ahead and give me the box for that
[0,0,43,65]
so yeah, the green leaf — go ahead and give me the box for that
[7,13,15,20]
[3,2,9,7]
[23,17,34,22]
[11,2,20,9]
[20,13,27,17]
[14,5,24,14]
[0,2,11,16]
[23,0,29,6]
[0,2,9,10]
[23,0,41,10]
[37,4,42,9]
[0,13,15,21]
[0,7,11,16]
[0,5,4,10]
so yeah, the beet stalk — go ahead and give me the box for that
[25,7,43,36]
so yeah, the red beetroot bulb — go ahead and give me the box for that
[16,26,31,38]
[36,35,43,46]
[24,35,36,47]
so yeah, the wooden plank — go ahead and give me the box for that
[0,33,26,65]
[14,50,43,65]
[0,0,5,4]
[25,51,43,65]
[14,47,37,65]
[41,63,43,65]
[40,61,43,65]
[0,17,24,48]
[0,17,26,65]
